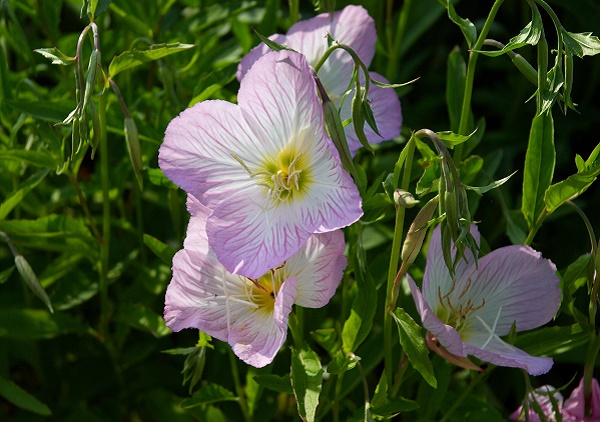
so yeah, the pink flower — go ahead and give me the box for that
[407,225,561,375]
[160,49,362,279]
[510,385,563,421]
[237,5,401,155]
[164,195,347,368]
[562,378,600,421]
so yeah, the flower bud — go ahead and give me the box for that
[394,189,419,208]
[401,196,439,265]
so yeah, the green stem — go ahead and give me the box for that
[228,349,251,421]
[454,0,505,160]
[98,92,111,343]
[383,137,415,391]
[332,372,344,422]
[523,211,547,246]
[385,0,412,80]
[584,333,600,417]
[288,311,303,349]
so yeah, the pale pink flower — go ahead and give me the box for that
[510,385,563,421]
[164,195,347,368]
[160,50,362,279]
[407,225,561,375]
[562,378,600,421]
[237,5,401,155]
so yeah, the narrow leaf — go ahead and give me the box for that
[477,8,543,57]
[0,150,57,169]
[464,171,516,195]
[521,112,555,228]
[0,170,49,220]
[180,383,236,408]
[14,256,53,313]
[108,43,195,77]
[253,374,293,394]
[562,30,600,58]
[446,46,466,132]
[253,30,295,52]
[444,0,477,48]
[544,162,600,214]
[0,309,86,339]
[341,272,377,353]
[34,47,74,65]
[143,234,177,264]
[291,346,323,422]
[392,308,437,388]
[0,374,51,415]
[436,129,477,148]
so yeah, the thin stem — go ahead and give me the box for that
[455,0,505,160]
[350,353,371,421]
[228,349,251,422]
[332,372,344,422]
[523,211,547,246]
[383,137,415,391]
[385,0,412,79]
[98,92,111,342]
[584,333,600,417]
[288,311,303,349]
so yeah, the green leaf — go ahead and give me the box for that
[0,170,49,220]
[124,117,143,190]
[515,324,592,356]
[392,308,437,388]
[562,30,600,58]
[291,346,323,422]
[180,383,236,408]
[108,43,195,77]
[0,374,51,416]
[442,0,477,48]
[326,350,357,375]
[253,30,296,52]
[0,150,57,169]
[521,112,555,228]
[117,303,171,337]
[477,8,543,57]
[143,234,177,264]
[4,100,73,122]
[544,161,600,214]
[0,309,86,339]
[34,47,74,65]
[436,129,477,148]
[146,167,178,189]
[253,374,293,394]
[446,46,466,132]
[0,215,98,259]
[341,272,377,353]
[464,171,516,195]
[372,396,419,416]
[0,266,14,284]
[50,270,98,311]
[14,255,53,313]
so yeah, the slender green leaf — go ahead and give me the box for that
[515,324,592,356]
[0,170,49,220]
[14,255,53,313]
[34,47,74,65]
[464,171,516,195]
[0,266,14,284]
[51,270,98,311]
[392,308,437,388]
[436,129,477,148]
[544,162,600,214]
[253,30,295,52]
[0,374,51,416]
[253,374,293,394]
[477,9,543,57]
[291,345,323,422]
[0,309,86,339]
[143,234,177,264]
[521,112,555,228]
[341,272,377,353]
[180,383,236,408]
[0,150,57,169]
[108,43,195,77]
[117,303,171,337]
[4,100,73,122]
[372,397,419,416]
[443,0,477,48]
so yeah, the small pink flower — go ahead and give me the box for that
[407,225,561,375]
[562,378,600,421]
[510,385,563,421]
[160,50,362,278]
[237,5,402,155]
[164,195,347,368]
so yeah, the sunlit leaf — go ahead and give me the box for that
[117,303,171,337]
[34,47,74,65]
[143,234,177,264]
[108,43,195,77]
[544,161,600,214]
[291,345,323,422]
[562,30,600,58]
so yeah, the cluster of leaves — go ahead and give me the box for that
[1,0,600,421]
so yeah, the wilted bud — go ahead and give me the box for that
[401,196,439,265]
[124,117,143,190]
[394,189,419,208]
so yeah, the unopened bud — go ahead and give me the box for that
[401,196,439,265]
[394,189,419,208]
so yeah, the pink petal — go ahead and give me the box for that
[510,385,563,421]
[462,333,553,376]
[236,34,287,81]
[159,100,260,210]
[230,276,298,367]
[406,274,465,357]
[461,245,560,336]
[563,377,600,421]
[341,72,402,155]
[422,224,480,314]
[164,249,240,342]
[285,231,347,308]
[183,194,211,253]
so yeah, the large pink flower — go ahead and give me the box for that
[164,195,347,368]
[563,377,600,421]
[408,225,561,375]
[160,50,362,279]
[237,5,401,155]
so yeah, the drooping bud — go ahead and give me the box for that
[394,189,419,208]
[401,196,439,266]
